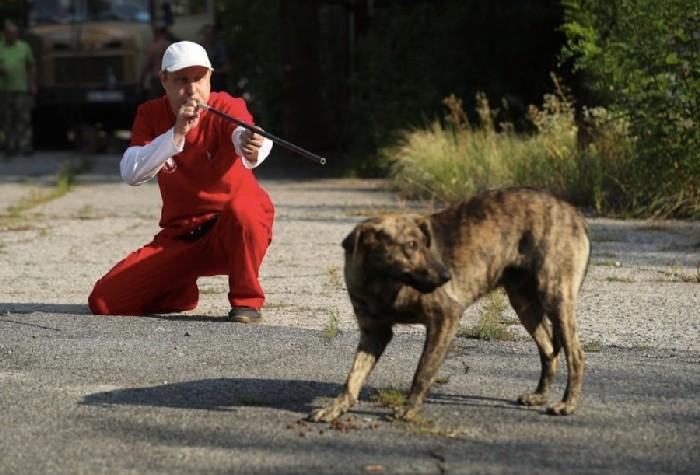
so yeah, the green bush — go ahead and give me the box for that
[383,81,635,214]
[560,0,700,217]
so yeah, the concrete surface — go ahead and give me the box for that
[1,151,698,474]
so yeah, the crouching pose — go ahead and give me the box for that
[89,41,274,323]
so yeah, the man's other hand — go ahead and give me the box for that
[241,130,264,164]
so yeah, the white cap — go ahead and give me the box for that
[161,41,213,72]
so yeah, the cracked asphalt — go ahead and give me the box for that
[1,152,698,474]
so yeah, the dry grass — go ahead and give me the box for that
[1,157,93,229]
[605,276,636,283]
[382,76,637,216]
[458,290,517,341]
[323,307,339,339]
[372,387,407,409]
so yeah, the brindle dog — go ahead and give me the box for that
[310,187,590,422]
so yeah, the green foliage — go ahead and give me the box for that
[560,0,700,217]
[372,388,407,409]
[3,156,92,225]
[458,291,517,342]
[323,307,339,340]
[384,81,635,214]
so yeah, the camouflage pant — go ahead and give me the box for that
[0,92,34,155]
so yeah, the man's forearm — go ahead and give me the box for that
[120,128,182,185]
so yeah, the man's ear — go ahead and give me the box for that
[415,216,432,248]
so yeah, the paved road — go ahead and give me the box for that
[1,152,698,474]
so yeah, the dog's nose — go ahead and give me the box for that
[439,269,452,283]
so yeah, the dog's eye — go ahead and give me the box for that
[407,241,418,248]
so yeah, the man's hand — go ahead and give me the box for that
[241,129,264,164]
[173,98,201,144]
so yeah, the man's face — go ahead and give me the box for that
[4,24,19,44]
[160,66,211,114]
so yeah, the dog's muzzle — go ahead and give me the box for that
[404,266,452,293]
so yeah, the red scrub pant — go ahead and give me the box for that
[88,186,274,316]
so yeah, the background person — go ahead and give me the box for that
[89,41,274,323]
[201,24,231,92]
[0,19,36,158]
[139,24,173,100]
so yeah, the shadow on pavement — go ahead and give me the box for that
[80,378,346,414]
[427,393,522,411]
[0,302,89,315]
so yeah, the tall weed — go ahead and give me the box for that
[383,78,636,214]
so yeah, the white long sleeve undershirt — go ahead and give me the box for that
[120,126,273,186]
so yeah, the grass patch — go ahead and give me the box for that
[458,290,516,341]
[1,156,93,228]
[372,387,406,409]
[199,287,222,295]
[605,276,636,283]
[583,340,602,353]
[593,259,621,267]
[382,78,637,215]
[379,75,700,219]
[657,266,700,284]
[323,307,339,339]
[433,375,450,385]
[76,204,95,220]
[6,182,71,218]
[326,265,343,290]
[631,343,654,352]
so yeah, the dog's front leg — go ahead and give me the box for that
[309,325,393,422]
[395,308,461,421]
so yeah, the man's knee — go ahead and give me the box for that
[225,195,271,232]
[88,284,112,315]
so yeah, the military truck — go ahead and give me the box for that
[20,0,215,149]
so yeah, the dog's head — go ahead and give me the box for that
[342,214,452,293]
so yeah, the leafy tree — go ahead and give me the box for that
[561,0,700,216]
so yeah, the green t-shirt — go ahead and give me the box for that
[0,39,35,93]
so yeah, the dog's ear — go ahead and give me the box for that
[343,222,379,256]
[415,216,432,248]
[342,228,358,254]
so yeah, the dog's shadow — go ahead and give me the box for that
[80,378,354,414]
[427,393,522,411]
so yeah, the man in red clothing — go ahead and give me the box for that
[89,41,274,323]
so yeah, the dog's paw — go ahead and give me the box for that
[546,401,576,416]
[517,392,548,406]
[391,406,421,422]
[308,404,346,423]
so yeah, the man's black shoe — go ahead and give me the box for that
[228,307,262,323]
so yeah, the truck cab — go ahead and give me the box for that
[23,0,214,149]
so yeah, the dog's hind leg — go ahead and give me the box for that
[395,305,462,421]
[309,325,393,422]
[504,279,560,407]
[545,297,584,416]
